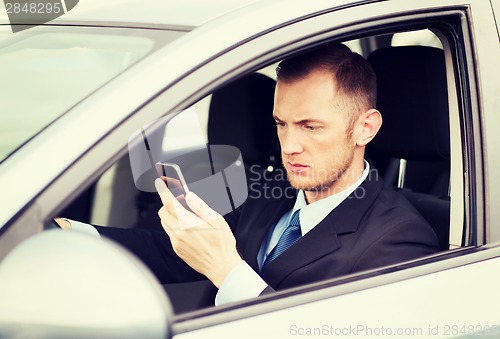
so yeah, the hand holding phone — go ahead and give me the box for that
[155,162,191,210]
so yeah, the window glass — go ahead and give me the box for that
[0,26,182,163]
[162,97,210,152]
[391,28,443,48]
[343,39,363,54]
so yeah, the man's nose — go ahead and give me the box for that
[280,130,303,155]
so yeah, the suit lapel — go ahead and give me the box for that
[238,191,296,272]
[261,177,383,288]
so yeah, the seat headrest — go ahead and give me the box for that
[208,73,279,167]
[367,46,450,161]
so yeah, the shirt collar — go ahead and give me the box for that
[291,160,370,236]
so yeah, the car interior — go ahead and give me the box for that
[366,45,450,252]
[58,28,457,314]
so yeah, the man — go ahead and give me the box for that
[57,43,439,306]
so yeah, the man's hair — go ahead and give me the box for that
[276,43,377,129]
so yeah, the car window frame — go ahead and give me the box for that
[79,5,464,319]
[146,4,488,327]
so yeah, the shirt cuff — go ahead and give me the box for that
[63,218,101,238]
[215,260,267,306]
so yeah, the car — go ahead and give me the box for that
[0,0,499,337]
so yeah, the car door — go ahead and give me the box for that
[1,0,499,337]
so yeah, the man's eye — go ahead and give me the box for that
[304,125,317,131]
[275,122,286,127]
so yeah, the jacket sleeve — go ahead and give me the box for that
[351,220,439,273]
[95,206,243,284]
[96,226,205,284]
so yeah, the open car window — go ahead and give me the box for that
[54,23,467,316]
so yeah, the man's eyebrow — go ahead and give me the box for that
[296,118,324,125]
[273,114,323,124]
[273,115,324,124]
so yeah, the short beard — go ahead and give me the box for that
[285,128,356,194]
[291,150,354,193]
[303,164,350,192]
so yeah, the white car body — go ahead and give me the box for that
[0,0,499,337]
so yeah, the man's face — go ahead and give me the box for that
[273,69,359,195]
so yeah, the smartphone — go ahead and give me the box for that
[155,162,190,199]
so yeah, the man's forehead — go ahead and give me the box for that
[273,87,349,125]
[276,67,333,85]
[275,75,338,104]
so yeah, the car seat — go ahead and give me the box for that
[366,45,451,251]
[208,72,281,181]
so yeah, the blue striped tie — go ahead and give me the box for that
[262,210,302,269]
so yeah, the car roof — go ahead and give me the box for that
[0,0,261,30]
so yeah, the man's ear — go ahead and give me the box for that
[355,109,382,147]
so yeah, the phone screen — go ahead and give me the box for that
[155,162,189,199]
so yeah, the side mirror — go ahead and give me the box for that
[0,230,173,338]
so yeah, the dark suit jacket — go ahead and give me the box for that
[96,176,439,295]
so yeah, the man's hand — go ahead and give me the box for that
[155,178,242,288]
